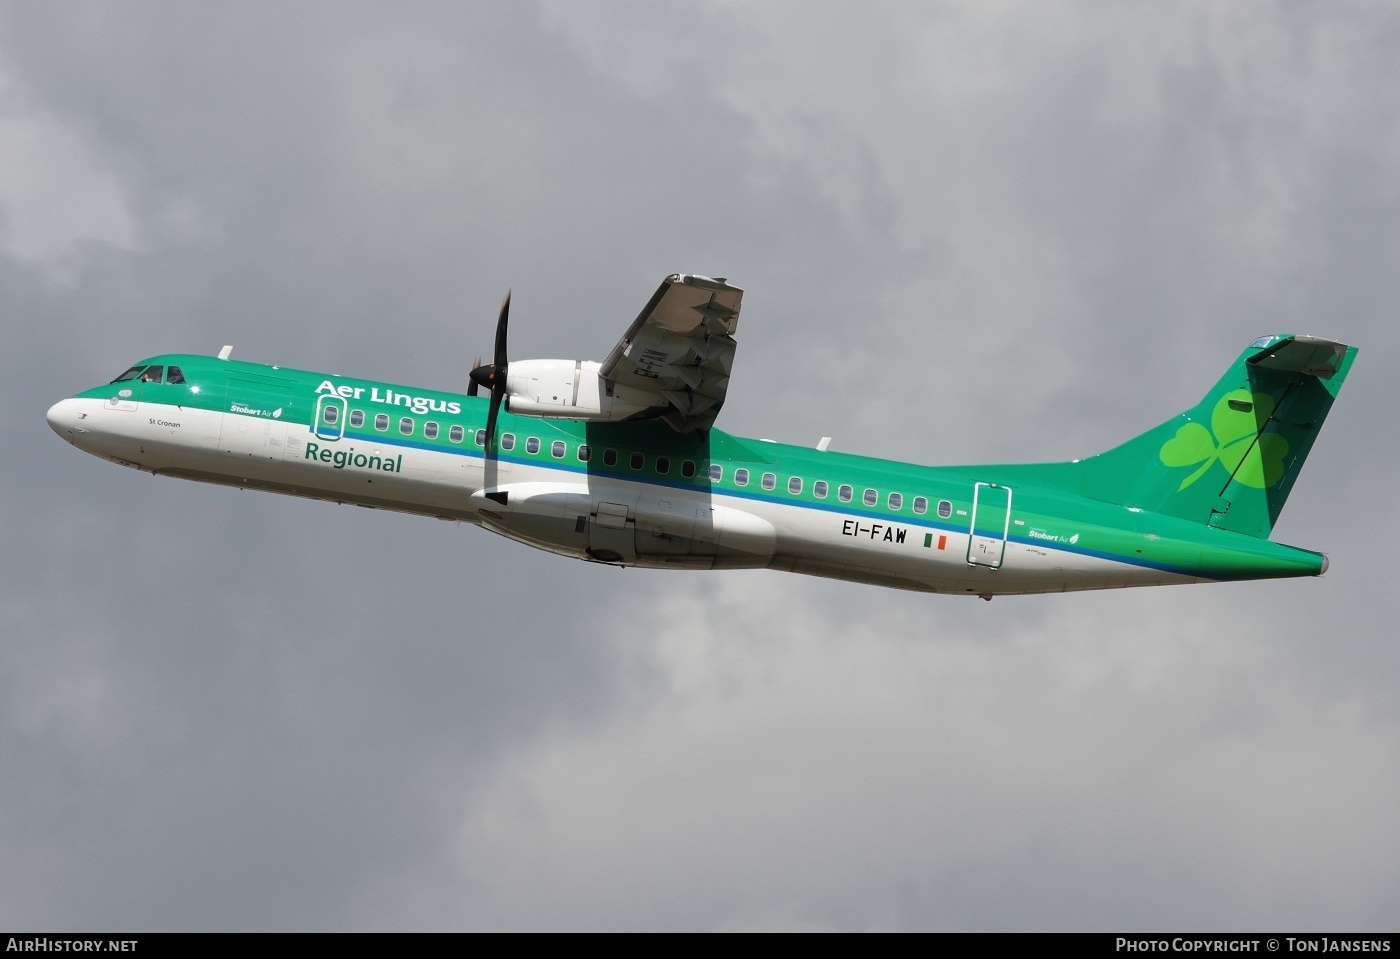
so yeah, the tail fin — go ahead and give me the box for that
[1028,335,1357,538]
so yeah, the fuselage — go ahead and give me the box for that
[46,353,1327,597]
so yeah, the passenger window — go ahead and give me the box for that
[551,440,566,458]
[913,496,928,515]
[938,500,952,518]
[838,485,853,503]
[578,445,591,462]
[888,492,902,510]
[656,456,670,474]
[863,488,878,507]
[425,422,439,439]
[166,366,186,385]
[324,406,339,425]
[630,452,644,470]
[350,410,365,428]
[526,437,540,454]
[814,481,828,499]
[474,429,486,447]
[735,468,750,487]
[375,414,389,432]
[762,473,776,490]
[501,433,515,451]
[788,477,803,495]
[141,366,164,384]
[681,460,696,478]
[449,425,464,443]
[399,417,414,435]
[112,365,146,383]
[709,464,723,482]
[603,449,618,467]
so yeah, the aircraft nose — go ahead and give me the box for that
[46,398,78,438]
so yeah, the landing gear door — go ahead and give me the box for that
[314,394,347,441]
[587,501,637,565]
[967,482,1012,569]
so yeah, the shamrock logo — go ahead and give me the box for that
[1158,389,1289,491]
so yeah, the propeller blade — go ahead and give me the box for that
[483,291,511,452]
[494,291,510,369]
[485,384,503,452]
[468,355,482,397]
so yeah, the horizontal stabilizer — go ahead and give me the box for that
[1247,335,1348,379]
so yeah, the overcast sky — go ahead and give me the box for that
[3,1,1398,931]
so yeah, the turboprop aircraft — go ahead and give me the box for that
[47,274,1357,598]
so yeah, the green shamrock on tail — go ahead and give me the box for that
[1159,389,1289,491]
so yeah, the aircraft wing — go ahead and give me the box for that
[599,274,742,433]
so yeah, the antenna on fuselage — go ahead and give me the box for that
[217,345,233,360]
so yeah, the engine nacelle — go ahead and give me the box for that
[504,359,657,421]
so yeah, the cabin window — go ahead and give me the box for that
[323,405,339,425]
[526,437,540,454]
[350,410,365,428]
[888,492,903,511]
[735,468,750,487]
[399,417,414,435]
[425,422,439,440]
[112,365,147,383]
[761,472,776,490]
[814,480,828,499]
[913,496,928,515]
[552,440,566,458]
[656,456,670,474]
[603,449,618,467]
[681,460,696,478]
[938,500,952,518]
[709,464,723,482]
[578,445,591,462]
[449,425,464,443]
[788,477,803,495]
[863,488,877,507]
[630,452,644,470]
[166,366,186,385]
[474,429,486,447]
[375,414,389,432]
[140,366,164,384]
[838,484,853,503]
[501,433,515,451]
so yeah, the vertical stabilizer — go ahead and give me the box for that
[1018,336,1357,538]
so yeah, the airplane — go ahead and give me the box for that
[46,273,1357,599]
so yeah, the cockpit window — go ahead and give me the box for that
[166,366,186,385]
[112,365,147,383]
[140,366,164,384]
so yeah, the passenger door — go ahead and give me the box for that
[967,482,1012,569]
[314,394,348,441]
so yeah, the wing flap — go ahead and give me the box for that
[601,274,743,432]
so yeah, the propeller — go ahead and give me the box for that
[468,291,511,451]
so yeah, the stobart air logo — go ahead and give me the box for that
[1158,389,1288,491]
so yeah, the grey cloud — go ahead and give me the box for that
[1,0,1396,931]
